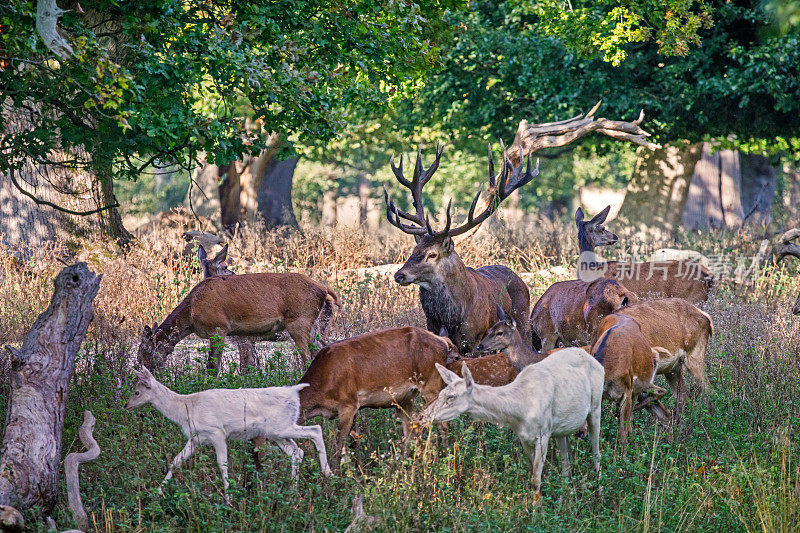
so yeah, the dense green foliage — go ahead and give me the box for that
[402,0,800,154]
[0,0,459,181]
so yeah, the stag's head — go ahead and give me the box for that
[125,366,159,409]
[475,305,519,354]
[198,244,234,278]
[386,143,539,288]
[575,206,618,250]
[420,362,475,423]
[584,279,638,335]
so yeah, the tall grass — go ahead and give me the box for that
[0,217,799,531]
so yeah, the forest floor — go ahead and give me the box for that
[1,218,799,532]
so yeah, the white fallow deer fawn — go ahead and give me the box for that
[137,267,340,373]
[125,366,332,493]
[575,206,714,304]
[775,228,800,315]
[384,144,538,354]
[195,244,338,371]
[419,349,604,502]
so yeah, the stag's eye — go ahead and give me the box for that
[135,391,140,396]
[426,252,437,260]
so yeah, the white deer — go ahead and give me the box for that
[420,347,604,501]
[125,367,332,492]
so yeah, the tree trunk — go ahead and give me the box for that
[0,263,100,513]
[97,176,133,246]
[618,142,703,233]
[217,163,242,231]
[740,154,778,226]
[256,157,300,230]
[682,143,743,229]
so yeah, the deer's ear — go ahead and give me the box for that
[592,205,611,224]
[441,235,454,254]
[575,207,585,225]
[135,367,154,388]
[197,245,207,263]
[461,362,475,393]
[435,362,461,386]
[496,304,506,322]
[142,325,152,336]
[213,244,228,264]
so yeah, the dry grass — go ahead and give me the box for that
[1,216,800,531]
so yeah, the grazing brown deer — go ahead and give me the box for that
[590,315,669,444]
[294,326,456,468]
[195,245,338,371]
[575,206,714,304]
[590,298,713,423]
[530,278,638,352]
[775,228,800,315]
[137,272,340,373]
[384,144,537,354]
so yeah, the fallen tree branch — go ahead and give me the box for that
[509,101,661,165]
[64,411,100,532]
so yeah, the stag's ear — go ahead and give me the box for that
[142,325,152,336]
[213,244,228,264]
[496,304,506,322]
[435,362,461,386]
[461,362,475,393]
[575,207,585,225]
[591,205,611,225]
[441,235,454,254]
[438,326,448,338]
[197,245,207,263]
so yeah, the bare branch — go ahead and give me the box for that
[36,0,74,59]
[8,169,119,217]
[64,410,100,532]
[510,101,661,165]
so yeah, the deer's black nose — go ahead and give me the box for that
[394,271,408,284]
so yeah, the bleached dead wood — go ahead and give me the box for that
[0,263,101,513]
[36,0,74,59]
[64,411,101,531]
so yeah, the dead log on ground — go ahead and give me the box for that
[0,263,101,514]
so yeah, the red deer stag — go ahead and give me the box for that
[137,272,340,373]
[590,298,713,423]
[575,206,714,304]
[195,245,338,371]
[384,144,537,354]
[295,326,456,468]
[530,278,638,352]
[775,228,800,315]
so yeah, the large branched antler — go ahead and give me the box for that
[383,144,444,236]
[775,228,800,264]
[384,142,539,238]
[509,101,661,165]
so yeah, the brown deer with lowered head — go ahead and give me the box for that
[196,245,338,370]
[775,228,800,315]
[385,144,537,354]
[575,206,714,304]
[137,271,340,373]
[590,298,713,423]
[294,326,457,468]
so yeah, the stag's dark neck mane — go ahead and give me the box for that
[419,253,474,332]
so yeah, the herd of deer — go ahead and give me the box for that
[127,145,800,502]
